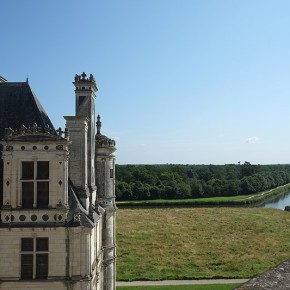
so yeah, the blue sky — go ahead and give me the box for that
[2,0,290,164]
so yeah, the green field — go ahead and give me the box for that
[117,284,241,290]
[117,207,290,281]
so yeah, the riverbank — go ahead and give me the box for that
[116,183,290,208]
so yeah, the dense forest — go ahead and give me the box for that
[115,162,290,201]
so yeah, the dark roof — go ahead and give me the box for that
[0,81,54,139]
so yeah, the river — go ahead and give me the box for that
[263,191,290,210]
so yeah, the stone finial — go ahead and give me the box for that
[96,114,102,135]
[74,74,81,82]
[89,74,95,83]
[95,115,116,147]
[81,72,87,80]
[74,72,96,84]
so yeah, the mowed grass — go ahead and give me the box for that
[117,208,290,281]
[117,284,241,290]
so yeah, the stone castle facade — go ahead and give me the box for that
[0,73,116,289]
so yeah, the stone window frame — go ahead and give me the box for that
[20,237,49,280]
[20,161,50,209]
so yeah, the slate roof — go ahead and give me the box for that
[0,81,54,139]
[0,81,54,208]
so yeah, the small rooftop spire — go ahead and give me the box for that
[96,114,102,135]
[26,76,29,83]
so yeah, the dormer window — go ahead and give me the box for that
[21,161,49,209]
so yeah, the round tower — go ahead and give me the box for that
[95,115,116,290]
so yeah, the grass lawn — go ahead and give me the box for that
[117,207,290,281]
[117,284,241,290]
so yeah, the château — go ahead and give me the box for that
[0,73,117,290]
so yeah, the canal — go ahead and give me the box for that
[263,191,290,210]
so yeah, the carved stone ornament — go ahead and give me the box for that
[74,210,81,222]
[56,145,63,150]
[54,214,64,222]
[3,124,69,141]
[95,134,116,147]
[74,72,96,84]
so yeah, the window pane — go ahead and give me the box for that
[22,162,34,179]
[21,238,33,251]
[37,182,49,208]
[21,254,33,279]
[36,238,48,251]
[36,254,48,279]
[37,162,49,179]
[22,182,34,208]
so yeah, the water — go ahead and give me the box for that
[263,191,290,210]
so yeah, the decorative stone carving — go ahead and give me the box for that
[19,215,26,221]
[31,215,37,221]
[56,145,63,150]
[3,124,69,140]
[73,209,81,224]
[95,135,116,147]
[54,214,64,222]
[74,72,96,84]
[42,214,49,221]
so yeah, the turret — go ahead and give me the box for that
[95,115,116,290]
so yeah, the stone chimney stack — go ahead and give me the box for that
[73,72,98,204]
[64,72,98,210]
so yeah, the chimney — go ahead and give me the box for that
[0,76,7,83]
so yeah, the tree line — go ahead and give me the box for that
[115,162,290,201]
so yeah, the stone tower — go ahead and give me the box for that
[95,114,117,290]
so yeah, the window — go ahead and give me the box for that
[21,161,49,208]
[78,95,86,106]
[21,238,49,279]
